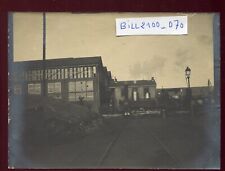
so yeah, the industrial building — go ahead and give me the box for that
[11,57,112,112]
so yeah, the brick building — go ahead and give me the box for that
[11,57,112,112]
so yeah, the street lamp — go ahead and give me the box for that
[185,66,191,88]
[185,66,192,111]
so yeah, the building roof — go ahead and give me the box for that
[12,56,103,70]
[110,79,156,87]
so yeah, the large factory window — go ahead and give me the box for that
[68,80,94,102]
[28,83,41,95]
[48,82,61,99]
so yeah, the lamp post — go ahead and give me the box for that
[185,66,192,111]
[185,66,191,88]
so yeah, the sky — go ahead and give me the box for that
[12,12,215,88]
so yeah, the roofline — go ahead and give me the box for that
[12,56,103,70]
[13,56,102,63]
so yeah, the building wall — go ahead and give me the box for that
[114,87,125,111]
[127,85,156,101]
[128,87,133,100]
[138,86,144,99]
[12,58,112,113]
[149,85,156,98]
[111,81,157,112]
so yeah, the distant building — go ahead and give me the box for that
[109,77,157,112]
[11,57,112,112]
[156,86,214,100]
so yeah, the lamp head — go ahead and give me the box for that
[185,66,191,78]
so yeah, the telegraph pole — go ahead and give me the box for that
[42,12,47,97]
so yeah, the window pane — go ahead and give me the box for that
[93,66,96,74]
[65,68,68,79]
[28,83,41,95]
[80,67,84,78]
[75,81,85,92]
[77,67,81,78]
[61,69,64,79]
[84,67,88,78]
[88,67,92,78]
[57,69,61,79]
[52,69,56,80]
[69,68,73,79]
[74,67,77,78]
[68,81,76,92]
[86,80,93,91]
[47,82,61,99]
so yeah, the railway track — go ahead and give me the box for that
[148,129,182,168]
[97,117,182,168]
[97,118,129,166]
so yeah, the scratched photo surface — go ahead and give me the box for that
[8,12,220,169]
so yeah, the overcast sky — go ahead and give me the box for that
[13,12,215,88]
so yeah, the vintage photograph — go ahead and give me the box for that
[8,12,220,169]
